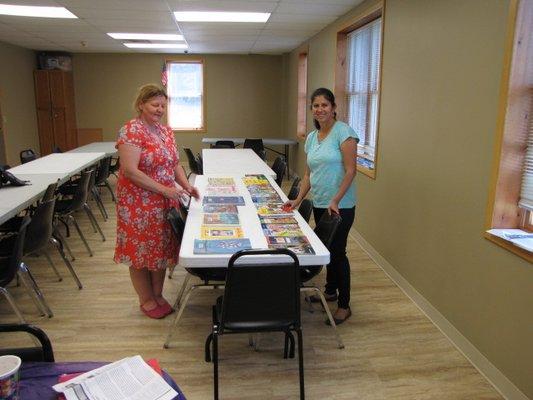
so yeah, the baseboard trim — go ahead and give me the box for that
[350,229,529,400]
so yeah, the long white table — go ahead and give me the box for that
[202,149,276,178]
[179,173,329,268]
[202,137,298,178]
[1,152,105,225]
[67,142,117,156]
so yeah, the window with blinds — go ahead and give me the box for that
[345,17,382,172]
[167,61,204,130]
[519,98,533,213]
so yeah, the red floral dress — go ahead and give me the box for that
[114,118,179,270]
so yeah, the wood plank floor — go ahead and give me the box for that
[1,176,503,399]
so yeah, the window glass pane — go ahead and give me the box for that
[167,62,203,129]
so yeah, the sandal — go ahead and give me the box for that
[140,304,167,319]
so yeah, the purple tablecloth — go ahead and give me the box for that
[19,361,186,400]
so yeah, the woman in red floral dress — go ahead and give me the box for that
[114,84,199,319]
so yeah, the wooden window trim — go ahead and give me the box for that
[485,0,533,263]
[335,3,384,179]
[296,51,308,140]
[165,58,206,133]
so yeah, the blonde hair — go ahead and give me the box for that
[133,84,168,115]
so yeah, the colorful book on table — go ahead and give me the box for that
[202,196,245,206]
[260,216,298,225]
[269,243,315,255]
[208,177,235,186]
[203,204,239,213]
[205,186,238,195]
[262,223,304,237]
[251,194,283,204]
[242,175,270,186]
[201,226,244,239]
[203,213,240,225]
[266,235,309,245]
[194,238,252,254]
[256,204,292,215]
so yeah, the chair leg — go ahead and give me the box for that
[83,204,106,242]
[205,333,213,362]
[42,250,62,281]
[302,287,344,349]
[172,273,191,310]
[289,331,295,358]
[84,205,98,233]
[50,237,83,289]
[0,287,27,323]
[284,331,289,359]
[213,331,219,400]
[91,188,108,221]
[297,328,305,400]
[18,263,53,317]
[104,180,116,202]
[53,227,75,261]
[69,215,93,256]
[163,285,199,348]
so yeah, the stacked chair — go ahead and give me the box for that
[243,138,266,160]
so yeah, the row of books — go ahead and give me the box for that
[194,177,252,254]
[242,174,315,255]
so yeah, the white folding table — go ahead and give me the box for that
[202,149,276,179]
[67,142,117,156]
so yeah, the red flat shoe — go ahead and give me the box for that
[158,302,174,316]
[140,304,167,319]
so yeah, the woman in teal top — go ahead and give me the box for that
[285,88,358,324]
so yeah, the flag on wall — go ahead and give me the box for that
[161,61,168,87]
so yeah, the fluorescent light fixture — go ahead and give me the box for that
[0,3,77,18]
[108,33,184,41]
[124,43,188,49]
[174,11,270,23]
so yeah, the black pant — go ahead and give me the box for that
[313,207,355,309]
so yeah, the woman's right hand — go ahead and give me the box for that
[161,186,183,201]
[282,199,300,212]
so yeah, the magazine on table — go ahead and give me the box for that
[194,238,252,254]
[202,204,239,213]
[205,186,238,195]
[262,223,304,237]
[251,194,283,204]
[208,177,235,186]
[242,175,270,186]
[202,196,245,206]
[266,236,310,245]
[203,213,240,225]
[201,226,244,239]
[256,204,292,215]
[269,243,315,255]
[260,216,299,225]
[52,355,178,400]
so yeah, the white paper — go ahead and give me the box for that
[53,356,178,400]
[487,229,533,252]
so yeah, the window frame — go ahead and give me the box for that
[335,4,384,179]
[485,0,532,262]
[165,58,206,133]
[296,51,308,140]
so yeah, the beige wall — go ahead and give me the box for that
[284,0,532,397]
[0,41,39,166]
[73,53,284,161]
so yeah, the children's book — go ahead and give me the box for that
[269,243,315,255]
[260,216,298,224]
[251,194,283,204]
[205,186,237,195]
[201,226,244,239]
[203,196,245,206]
[256,204,292,215]
[262,223,303,237]
[208,177,235,186]
[203,204,239,213]
[203,213,240,225]
[242,175,270,186]
[194,238,252,254]
[266,236,309,245]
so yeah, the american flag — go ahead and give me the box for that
[161,61,168,87]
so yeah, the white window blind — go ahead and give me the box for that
[519,98,533,211]
[167,62,203,130]
[345,17,381,168]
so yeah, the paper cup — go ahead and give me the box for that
[0,355,21,400]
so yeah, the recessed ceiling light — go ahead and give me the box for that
[174,11,270,23]
[0,3,77,18]
[108,33,184,41]
[123,43,188,49]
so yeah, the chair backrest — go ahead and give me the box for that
[69,169,93,212]
[95,157,112,185]
[184,148,200,175]
[109,157,120,173]
[20,149,38,164]
[273,158,286,186]
[271,155,285,172]
[213,140,235,149]
[195,153,204,174]
[24,197,56,255]
[42,181,58,202]
[0,215,30,287]
[314,211,342,249]
[243,138,266,160]
[220,249,300,332]
[298,199,313,223]
[0,323,55,362]
[287,177,301,200]
[52,146,63,153]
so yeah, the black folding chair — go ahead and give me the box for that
[0,324,54,362]
[20,149,38,164]
[204,249,304,400]
[287,177,301,200]
[212,140,235,149]
[272,156,287,186]
[184,148,201,177]
[243,138,266,160]
[298,199,313,223]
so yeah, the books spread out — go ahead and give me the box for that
[201,226,244,239]
[52,355,178,400]
[194,238,252,254]
[203,213,240,225]
[203,196,245,206]
[203,204,238,213]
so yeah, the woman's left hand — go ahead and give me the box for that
[328,200,340,216]
[186,186,200,199]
